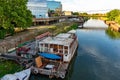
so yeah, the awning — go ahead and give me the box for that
[39,52,61,60]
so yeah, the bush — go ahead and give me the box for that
[0,30,6,39]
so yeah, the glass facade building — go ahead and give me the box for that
[27,0,62,18]
[47,1,62,11]
[27,0,48,18]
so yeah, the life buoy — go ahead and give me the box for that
[60,74,65,79]
[33,69,38,74]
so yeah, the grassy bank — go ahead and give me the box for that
[35,22,78,36]
[0,59,23,78]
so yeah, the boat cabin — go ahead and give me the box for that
[38,33,77,62]
[32,31,78,78]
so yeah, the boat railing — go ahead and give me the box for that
[38,68,56,75]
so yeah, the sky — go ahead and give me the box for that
[55,0,120,13]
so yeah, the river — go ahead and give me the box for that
[30,19,120,80]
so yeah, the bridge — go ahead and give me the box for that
[32,15,85,26]
[80,15,107,17]
[32,14,107,26]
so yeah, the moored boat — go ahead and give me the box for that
[1,68,31,80]
[32,30,78,79]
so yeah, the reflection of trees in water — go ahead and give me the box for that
[106,28,120,39]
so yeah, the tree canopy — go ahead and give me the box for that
[115,15,120,24]
[107,9,120,21]
[0,0,32,38]
[72,12,79,15]
[107,9,120,25]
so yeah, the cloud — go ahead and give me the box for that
[55,0,120,13]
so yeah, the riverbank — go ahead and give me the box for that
[0,21,78,54]
[0,21,79,78]
[104,20,120,32]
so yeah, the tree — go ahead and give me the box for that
[107,9,120,21]
[79,12,90,21]
[115,15,120,25]
[0,0,32,38]
[79,12,88,16]
[72,12,79,15]
[48,9,55,17]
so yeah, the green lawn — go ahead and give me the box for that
[0,59,23,78]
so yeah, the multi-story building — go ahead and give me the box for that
[47,1,62,11]
[27,0,62,18]
[63,11,72,16]
[27,0,48,18]
[47,1,62,17]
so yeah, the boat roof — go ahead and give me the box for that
[56,33,71,38]
[68,30,76,34]
[40,33,73,46]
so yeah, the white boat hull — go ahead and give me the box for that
[1,68,31,80]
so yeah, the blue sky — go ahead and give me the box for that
[55,0,120,13]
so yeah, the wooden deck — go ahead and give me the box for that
[56,63,69,78]
[31,62,69,79]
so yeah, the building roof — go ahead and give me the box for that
[56,33,71,38]
[40,33,73,46]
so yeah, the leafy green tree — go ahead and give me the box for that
[115,15,120,24]
[0,0,32,38]
[79,12,88,16]
[107,9,120,21]
[72,12,79,15]
[79,12,90,21]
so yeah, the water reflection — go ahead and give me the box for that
[83,19,108,28]
[76,29,120,80]
[106,28,120,39]
[30,19,120,80]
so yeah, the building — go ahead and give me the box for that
[47,1,62,11]
[63,11,72,16]
[47,0,62,17]
[27,0,62,18]
[27,0,48,18]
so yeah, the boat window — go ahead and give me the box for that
[59,50,63,53]
[54,49,58,52]
[54,44,58,48]
[40,44,43,46]
[45,44,48,47]
[64,46,68,49]
[65,50,68,53]
[50,44,54,48]
[59,45,63,49]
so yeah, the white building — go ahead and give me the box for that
[27,0,48,18]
